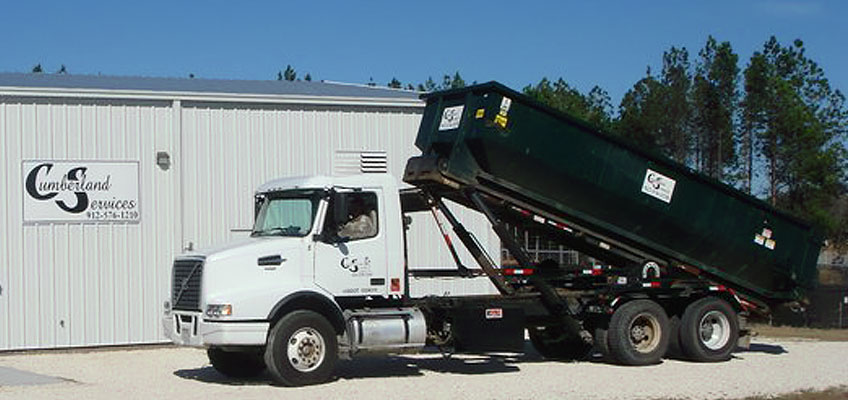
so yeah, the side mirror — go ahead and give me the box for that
[254,195,265,221]
[315,192,347,244]
[332,192,348,226]
[314,232,332,244]
[315,230,349,244]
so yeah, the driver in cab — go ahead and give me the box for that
[337,196,376,240]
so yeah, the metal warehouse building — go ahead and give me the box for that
[0,73,497,351]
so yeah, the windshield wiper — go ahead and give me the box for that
[252,227,285,237]
[252,226,303,237]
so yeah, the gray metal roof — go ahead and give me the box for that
[0,72,421,100]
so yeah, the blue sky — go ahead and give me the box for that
[1,1,845,108]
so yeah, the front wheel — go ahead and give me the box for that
[264,310,338,386]
[607,299,670,365]
[679,297,738,362]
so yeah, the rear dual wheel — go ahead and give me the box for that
[678,297,738,362]
[607,299,670,365]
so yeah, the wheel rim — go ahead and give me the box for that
[286,327,326,372]
[628,312,661,353]
[699,310,731,350]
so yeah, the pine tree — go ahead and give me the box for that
[283,65,296,81]
[742,36,848,239]
[692,36,739,180]
[659,46,693,164]
[524,78,613,133]
[618,69,668,152]
[417,77,438,92]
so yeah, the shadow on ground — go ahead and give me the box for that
[738,343,787,355]
[174,367,273,386]
[173,341,547,385]
[172,339,787,385]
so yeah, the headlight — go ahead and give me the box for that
[205,304,233,318]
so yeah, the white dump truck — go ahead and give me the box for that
[163,82,819,386]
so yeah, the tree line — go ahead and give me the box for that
[521,36,847,244]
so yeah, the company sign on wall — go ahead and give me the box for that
[22,161,140,223]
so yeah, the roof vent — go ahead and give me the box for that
[334,150,387,175]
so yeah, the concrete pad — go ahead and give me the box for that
[0,366,64,386]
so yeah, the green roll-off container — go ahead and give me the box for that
[408,82,822,304]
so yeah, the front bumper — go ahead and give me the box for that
[162,311,270,347]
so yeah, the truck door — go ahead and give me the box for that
[313,189,388,297]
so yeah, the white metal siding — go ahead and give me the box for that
[0,99,180,350]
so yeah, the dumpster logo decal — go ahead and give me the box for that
[641,169,677,203]
[22,160,140,223]
[438,105,465,131]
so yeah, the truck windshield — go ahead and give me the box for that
[252,190,322,237]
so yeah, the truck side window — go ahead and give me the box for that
[330,192,379,241]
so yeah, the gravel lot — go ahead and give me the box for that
[1,337,846,400]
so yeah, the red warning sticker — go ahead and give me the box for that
[485,308,503,319]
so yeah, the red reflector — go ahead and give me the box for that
[485,308,503,319]
[505,268,534,276]
[390,278,400,292]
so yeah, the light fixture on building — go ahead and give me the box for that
[156,151,171,170]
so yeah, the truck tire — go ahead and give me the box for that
[528,325,592,360]
[264,310,338,386]
[207,347,266,378]
[679,297,738,362]
[607,299,670,365]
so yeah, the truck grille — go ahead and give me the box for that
[171,258,203,311]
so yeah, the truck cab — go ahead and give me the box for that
[163,174,418,385]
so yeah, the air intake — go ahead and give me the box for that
[334,150,387,175]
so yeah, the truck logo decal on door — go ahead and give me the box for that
[340,256,372,277]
